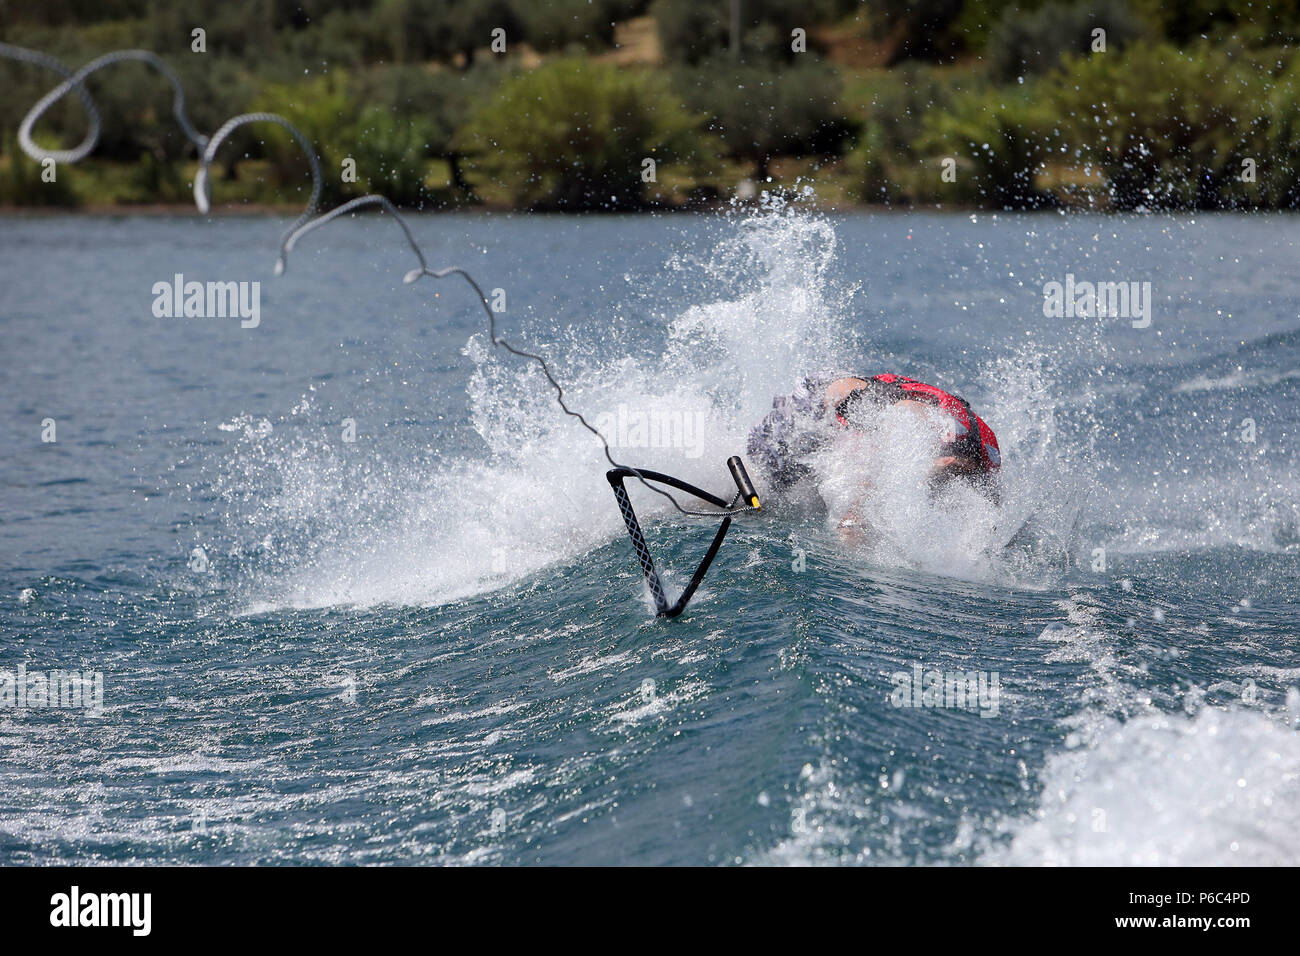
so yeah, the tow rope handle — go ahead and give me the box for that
[606,457,760,618]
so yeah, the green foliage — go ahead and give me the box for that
[6,0,1300,211]
[650,0,726,65]
[250,73,362,207]
[521,0,649,53]
[846,38,1300,211]
[985,0,1150,82]
[1048,42,1266,209]
[458,58,701,210]
[248,66,505,207]
[869,0,969,63]
[347,64,502,155]
[0,57,90,159]
[124,149,189,203]
[915,82,1060,207]
[347,107,437,206]
[653,0,855,65]
[1245,60,1300,208]
[673,57,848,179]
[845,119,909,204]
[351,64,508,202]
[1129,0,1300,45]
[371,0,519,67]
[842,66,971,203]
[0,132,79,206]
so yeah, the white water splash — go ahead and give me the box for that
[986,706,1300,866]
[213,193,1092,611]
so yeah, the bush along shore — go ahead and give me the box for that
[4,1,1300,212]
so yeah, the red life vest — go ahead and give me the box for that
[834,373,1001,472]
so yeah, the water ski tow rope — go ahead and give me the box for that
[0,42,764,617]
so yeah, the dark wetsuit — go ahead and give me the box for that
[747,373,1001,490]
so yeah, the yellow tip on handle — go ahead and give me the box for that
[750,496,761,509]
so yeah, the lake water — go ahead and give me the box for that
[1,203,1298,864]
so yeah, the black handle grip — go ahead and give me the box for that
[727,456,760,509]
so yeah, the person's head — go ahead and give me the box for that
[826,379,1000,502]
[825,377,893,427]
[928,453,999,504]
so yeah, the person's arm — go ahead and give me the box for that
[747,377,834,489]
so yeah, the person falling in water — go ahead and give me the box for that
[747,373,1001,542]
